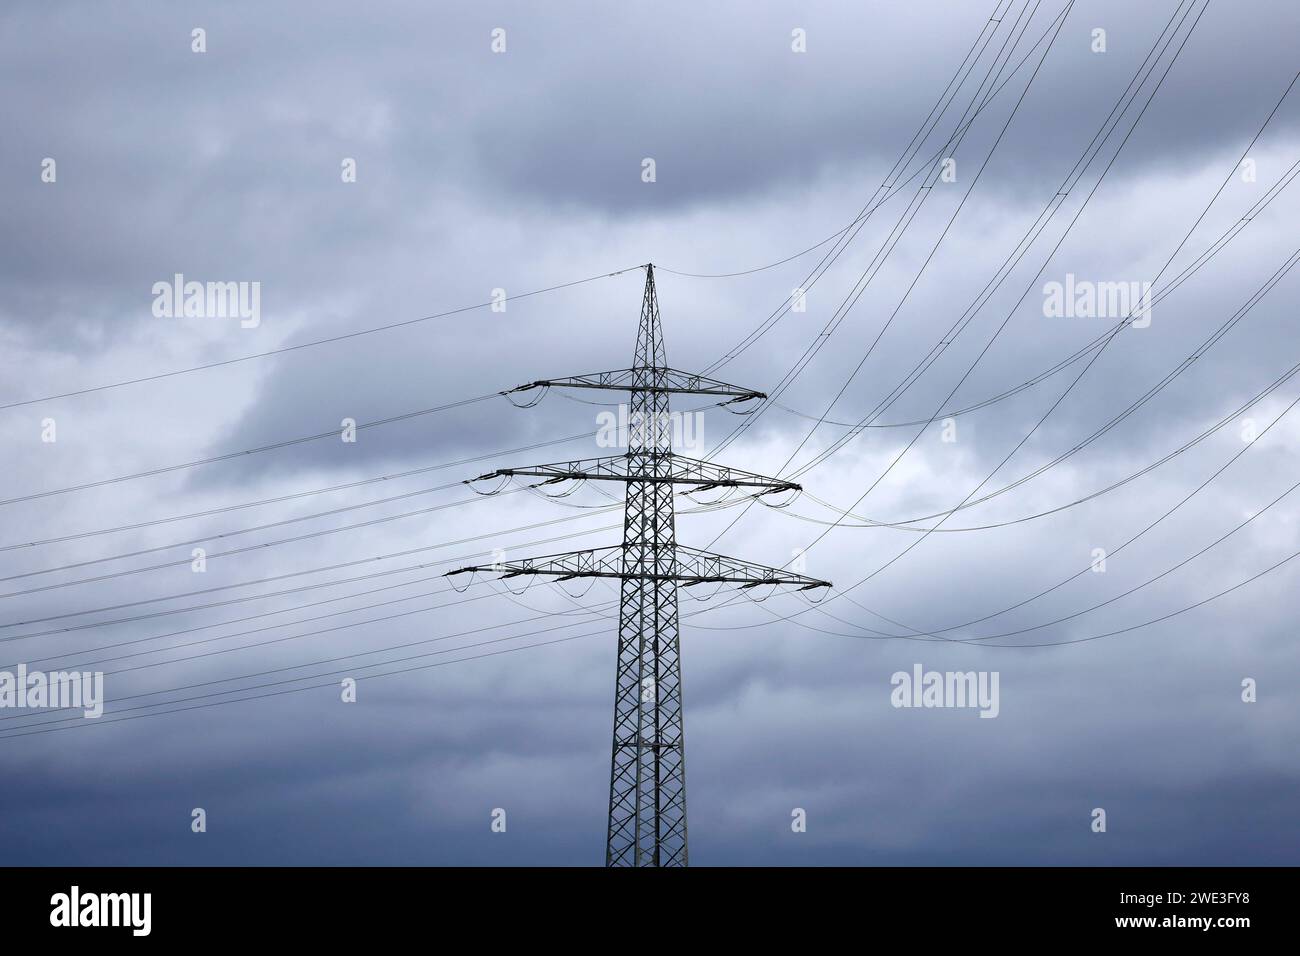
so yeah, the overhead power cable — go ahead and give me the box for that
[755,239,1300,642]
[733,0,1210,570]
[0,598,609,724]
[0,513,623,635]
[704,0,1190,479]
[0,487,746,635]
[0,427,598,553]
[775,0,1202,482]
[785,67,1300,484]
[783,232,1300,532]
[11,518,1300,741]
[0,393,497,509]
[0,266,644,411]
[0,629,611,739]
[657,0,1017,281]
[8,575,500,670]
[0,483,520,586]
[699,0,1059,376]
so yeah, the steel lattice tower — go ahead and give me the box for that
[449,264,831,865]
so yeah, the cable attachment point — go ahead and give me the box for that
[465,472,510,496]
[501,382,550,408]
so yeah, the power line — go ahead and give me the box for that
[700,0,1054,378]
[656,0,1017,281]
[826,219,1296,601]
[0,629,611,740]
[0,593,606,723]
[774,0,1201,483]
[0,482,518,586]
[0,554,765,735]
[0,427,597,553]
[0,488,545,600]
[768,0,1212,568]
[0,488,744,637]
[745,239,1300,643]
[786,64,1300,485]
[0,266,644,411]
[11,509,1300,742]
[11,574,494,670]
[783,234,1300,532]
[694,0,1089,558]
[705,0,1189,480]
[673,57,1297,644]
[793,233,1300,641]
[0,513,623,635]
[728,379,1300,642]
[0,463,755,602]
[0,393,497,509]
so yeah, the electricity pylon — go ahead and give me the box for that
[448,264,830,866]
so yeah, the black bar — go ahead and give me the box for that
[0,866,1284,942]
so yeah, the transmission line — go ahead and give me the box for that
[0,266,644,411]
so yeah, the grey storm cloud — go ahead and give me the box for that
[0,0,1297,866]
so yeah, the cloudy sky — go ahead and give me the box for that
[0,0,1297,865]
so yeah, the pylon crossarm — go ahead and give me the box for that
[673,545,831,589]
[445,544,830,590]
[506,367,764,401]
[466,453,799,493]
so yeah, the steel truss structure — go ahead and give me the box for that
[449,264,830,866]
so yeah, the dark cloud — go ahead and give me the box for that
[0,0,1297,866]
